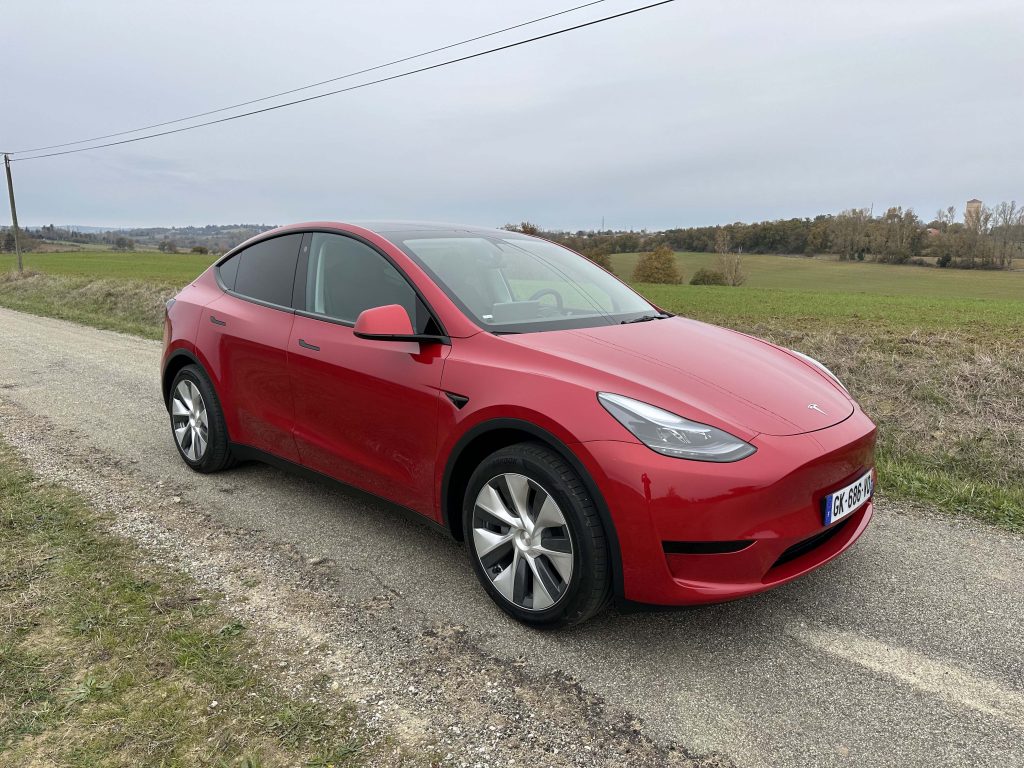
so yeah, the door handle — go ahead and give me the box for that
[298,338,320,351]
[209,315,226,326]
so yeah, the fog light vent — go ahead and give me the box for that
[662,540,754,555]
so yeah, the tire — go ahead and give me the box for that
[167,364,234,473]
[463,442,612,628]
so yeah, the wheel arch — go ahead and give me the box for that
[441,418,624,598]
[161,349,202,407]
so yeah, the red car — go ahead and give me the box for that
[162,222,876,627]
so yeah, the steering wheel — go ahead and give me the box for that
[529,288,565,314]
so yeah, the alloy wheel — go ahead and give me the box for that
[171,379,209,462]
[472,473,574,611]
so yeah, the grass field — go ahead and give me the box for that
[0,250,214,282]
[0,248,1022,532]
[612,251,1024,300]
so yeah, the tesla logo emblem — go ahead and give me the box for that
[808,403,828,416]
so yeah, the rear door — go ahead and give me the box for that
[287,231,449,517]
[197,233,304,462]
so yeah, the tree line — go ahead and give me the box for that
[510,200,1023,271]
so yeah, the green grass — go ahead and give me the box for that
[612,250,1024,338]
[877,452,1024,532]
[637,283,1024,336]
[0,440,419,766]
[612,251,1024,301]
[0,250,215,283]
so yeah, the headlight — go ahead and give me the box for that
[597,393,756,462]
[789,350,849,395]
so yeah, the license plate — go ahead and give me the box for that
[822,469,874,526]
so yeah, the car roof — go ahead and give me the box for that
[347,220,517,238]
[268,220,517,239]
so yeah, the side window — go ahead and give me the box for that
[304,233,434,332]
[217,253,239,290]
[232,234,303,307]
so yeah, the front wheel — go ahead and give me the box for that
[168,364,234,473]
[464,442,611,628]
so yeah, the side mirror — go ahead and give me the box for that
[353,304,448,344]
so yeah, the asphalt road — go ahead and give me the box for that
[1,306,1021,767]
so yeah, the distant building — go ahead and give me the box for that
[966,198,983,219]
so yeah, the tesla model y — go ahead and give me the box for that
[162,222,876,627]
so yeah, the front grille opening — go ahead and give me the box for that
[772,517,851,568]
[663,540,755,555]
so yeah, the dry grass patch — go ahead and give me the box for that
[747,325,1024,530]
[0,271,174,339]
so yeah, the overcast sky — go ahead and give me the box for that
[3,0,1022,230]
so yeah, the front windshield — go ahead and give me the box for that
[396,234,658,333]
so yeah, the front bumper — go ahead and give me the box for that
[573,408,877,605]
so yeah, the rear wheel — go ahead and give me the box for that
[464,442,611,627]
[168,364,234,473]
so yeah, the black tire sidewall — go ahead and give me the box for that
[168,364,230,473]
[463,443,609,628]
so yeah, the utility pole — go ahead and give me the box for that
[4,154,23,272]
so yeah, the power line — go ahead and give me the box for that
[6,0,610,155]
[11,0,675,162]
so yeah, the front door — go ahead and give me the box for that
[287,232,449,517]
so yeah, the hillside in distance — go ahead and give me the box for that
[15,223,278,253]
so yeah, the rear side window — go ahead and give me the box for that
[217,253,239,290]
[232,234,303,307]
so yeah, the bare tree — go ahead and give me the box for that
[1015,207,1024,268]
[992,201,1019,269]
[715,252,746,285]
[964,203,991,235]
[962,204,994,267]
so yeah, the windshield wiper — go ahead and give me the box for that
[620,313,670,325]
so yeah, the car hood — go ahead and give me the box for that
[503,317,853,437]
